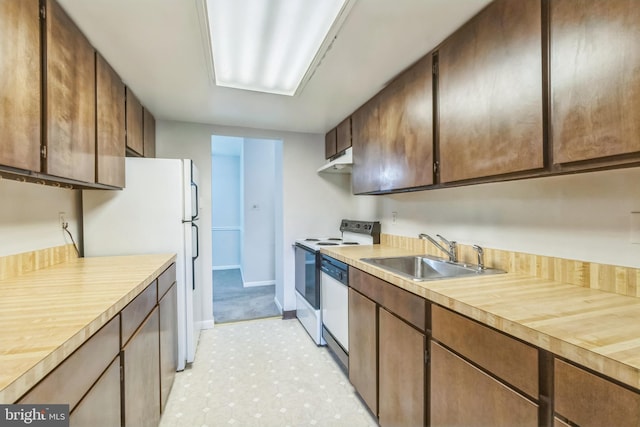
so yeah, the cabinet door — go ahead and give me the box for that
[143,107,156,158]
[0,0,41,172]
[45,0,96,182]
[438,0,543,183]
[379,308,425,427]
[348,288,377,415]
[126,88,144,156]
[159,283,178,412]
[325,128,337,159]
[69,356,121,427]
[336,117,352,153]
[123,307,160,427]
[352,97,381,194]
[430,342,538,427]
[96,53,125,187]
[554,358,640,427]
[551,0,640,165]
[379,54,433,191]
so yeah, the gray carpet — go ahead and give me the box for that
[212,269,281,324]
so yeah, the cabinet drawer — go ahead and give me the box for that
[157,263,176,301]
[432,305,538,398]
[121,282,157,346]
[555,358,640,427]
[19,315,119,409]
[350,268,426,331]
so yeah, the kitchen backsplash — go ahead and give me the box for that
[382,234,640,299]
[0,244,77,281]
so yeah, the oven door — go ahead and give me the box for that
[294,243,320,309]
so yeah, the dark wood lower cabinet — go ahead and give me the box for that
[430,342,538,427]
[69,356,121,427]
[554,358,640,427]
[123,307,160,427]
[159,283,178,412]
[348,288,378,415]
[378,308,425,427]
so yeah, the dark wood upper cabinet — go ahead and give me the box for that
[126,88,144,156]
[438,0,544,183]
[352,97,381,194]
[379,54,433,191]
[45,0,96,183]
[96,53,125,188]
[325,127,337,159]
[0,0,41,172]
[550,0,640,165]
[325,118,351,160]
[143,107,156,158]
[336,117,352,154]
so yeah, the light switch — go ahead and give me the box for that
[630,212,640,244]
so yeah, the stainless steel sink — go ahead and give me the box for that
[360,255,505,282]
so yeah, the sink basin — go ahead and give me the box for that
[360,255,505,282]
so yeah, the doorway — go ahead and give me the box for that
[211,135,282,323]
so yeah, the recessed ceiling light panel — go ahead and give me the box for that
[206,0,348,96]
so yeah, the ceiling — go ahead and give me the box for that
[57,0,492,134]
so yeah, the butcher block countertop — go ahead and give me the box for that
[322,244,640,391]
[0,253,176,403]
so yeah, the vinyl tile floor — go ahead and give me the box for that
[159,317,377,427]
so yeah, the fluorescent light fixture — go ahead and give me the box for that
[205,0,348,96]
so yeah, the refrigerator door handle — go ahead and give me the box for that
[191,182,199,221]
[191,222,199,290]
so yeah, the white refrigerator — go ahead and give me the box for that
[82,157,200,370]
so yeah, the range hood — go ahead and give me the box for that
[317,147,352,174]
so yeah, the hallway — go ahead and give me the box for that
[212,269,280,323]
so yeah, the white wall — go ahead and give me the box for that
[211,154,242,269]
[0,179,81,257]
[364,167,640,268]
[242,138,277,285]
[156,119,356,315]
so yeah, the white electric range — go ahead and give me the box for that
[293,220,381,358]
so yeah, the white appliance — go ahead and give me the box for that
[82,158,200,371]
[294,219,380,356]
[320,255,349,368]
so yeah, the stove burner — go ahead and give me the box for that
[343,242,359,245]
[305,238,320,241]
[328,238,342,241]
[317,242,339,246]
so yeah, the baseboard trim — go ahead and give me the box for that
[243,280,276,288]
[282,310,296,320]
[212,265,241,271]
[198,319,215,330]
[274,296,283,312]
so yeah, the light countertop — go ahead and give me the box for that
[0,254,176,403]
[322,244,640,390]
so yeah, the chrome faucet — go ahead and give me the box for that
[473,245,485,271]
[419,233,458,263]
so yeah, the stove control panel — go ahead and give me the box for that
[340,219,381,243]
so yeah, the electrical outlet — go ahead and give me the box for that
[58,212,67,229]
[392,211,398,224]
